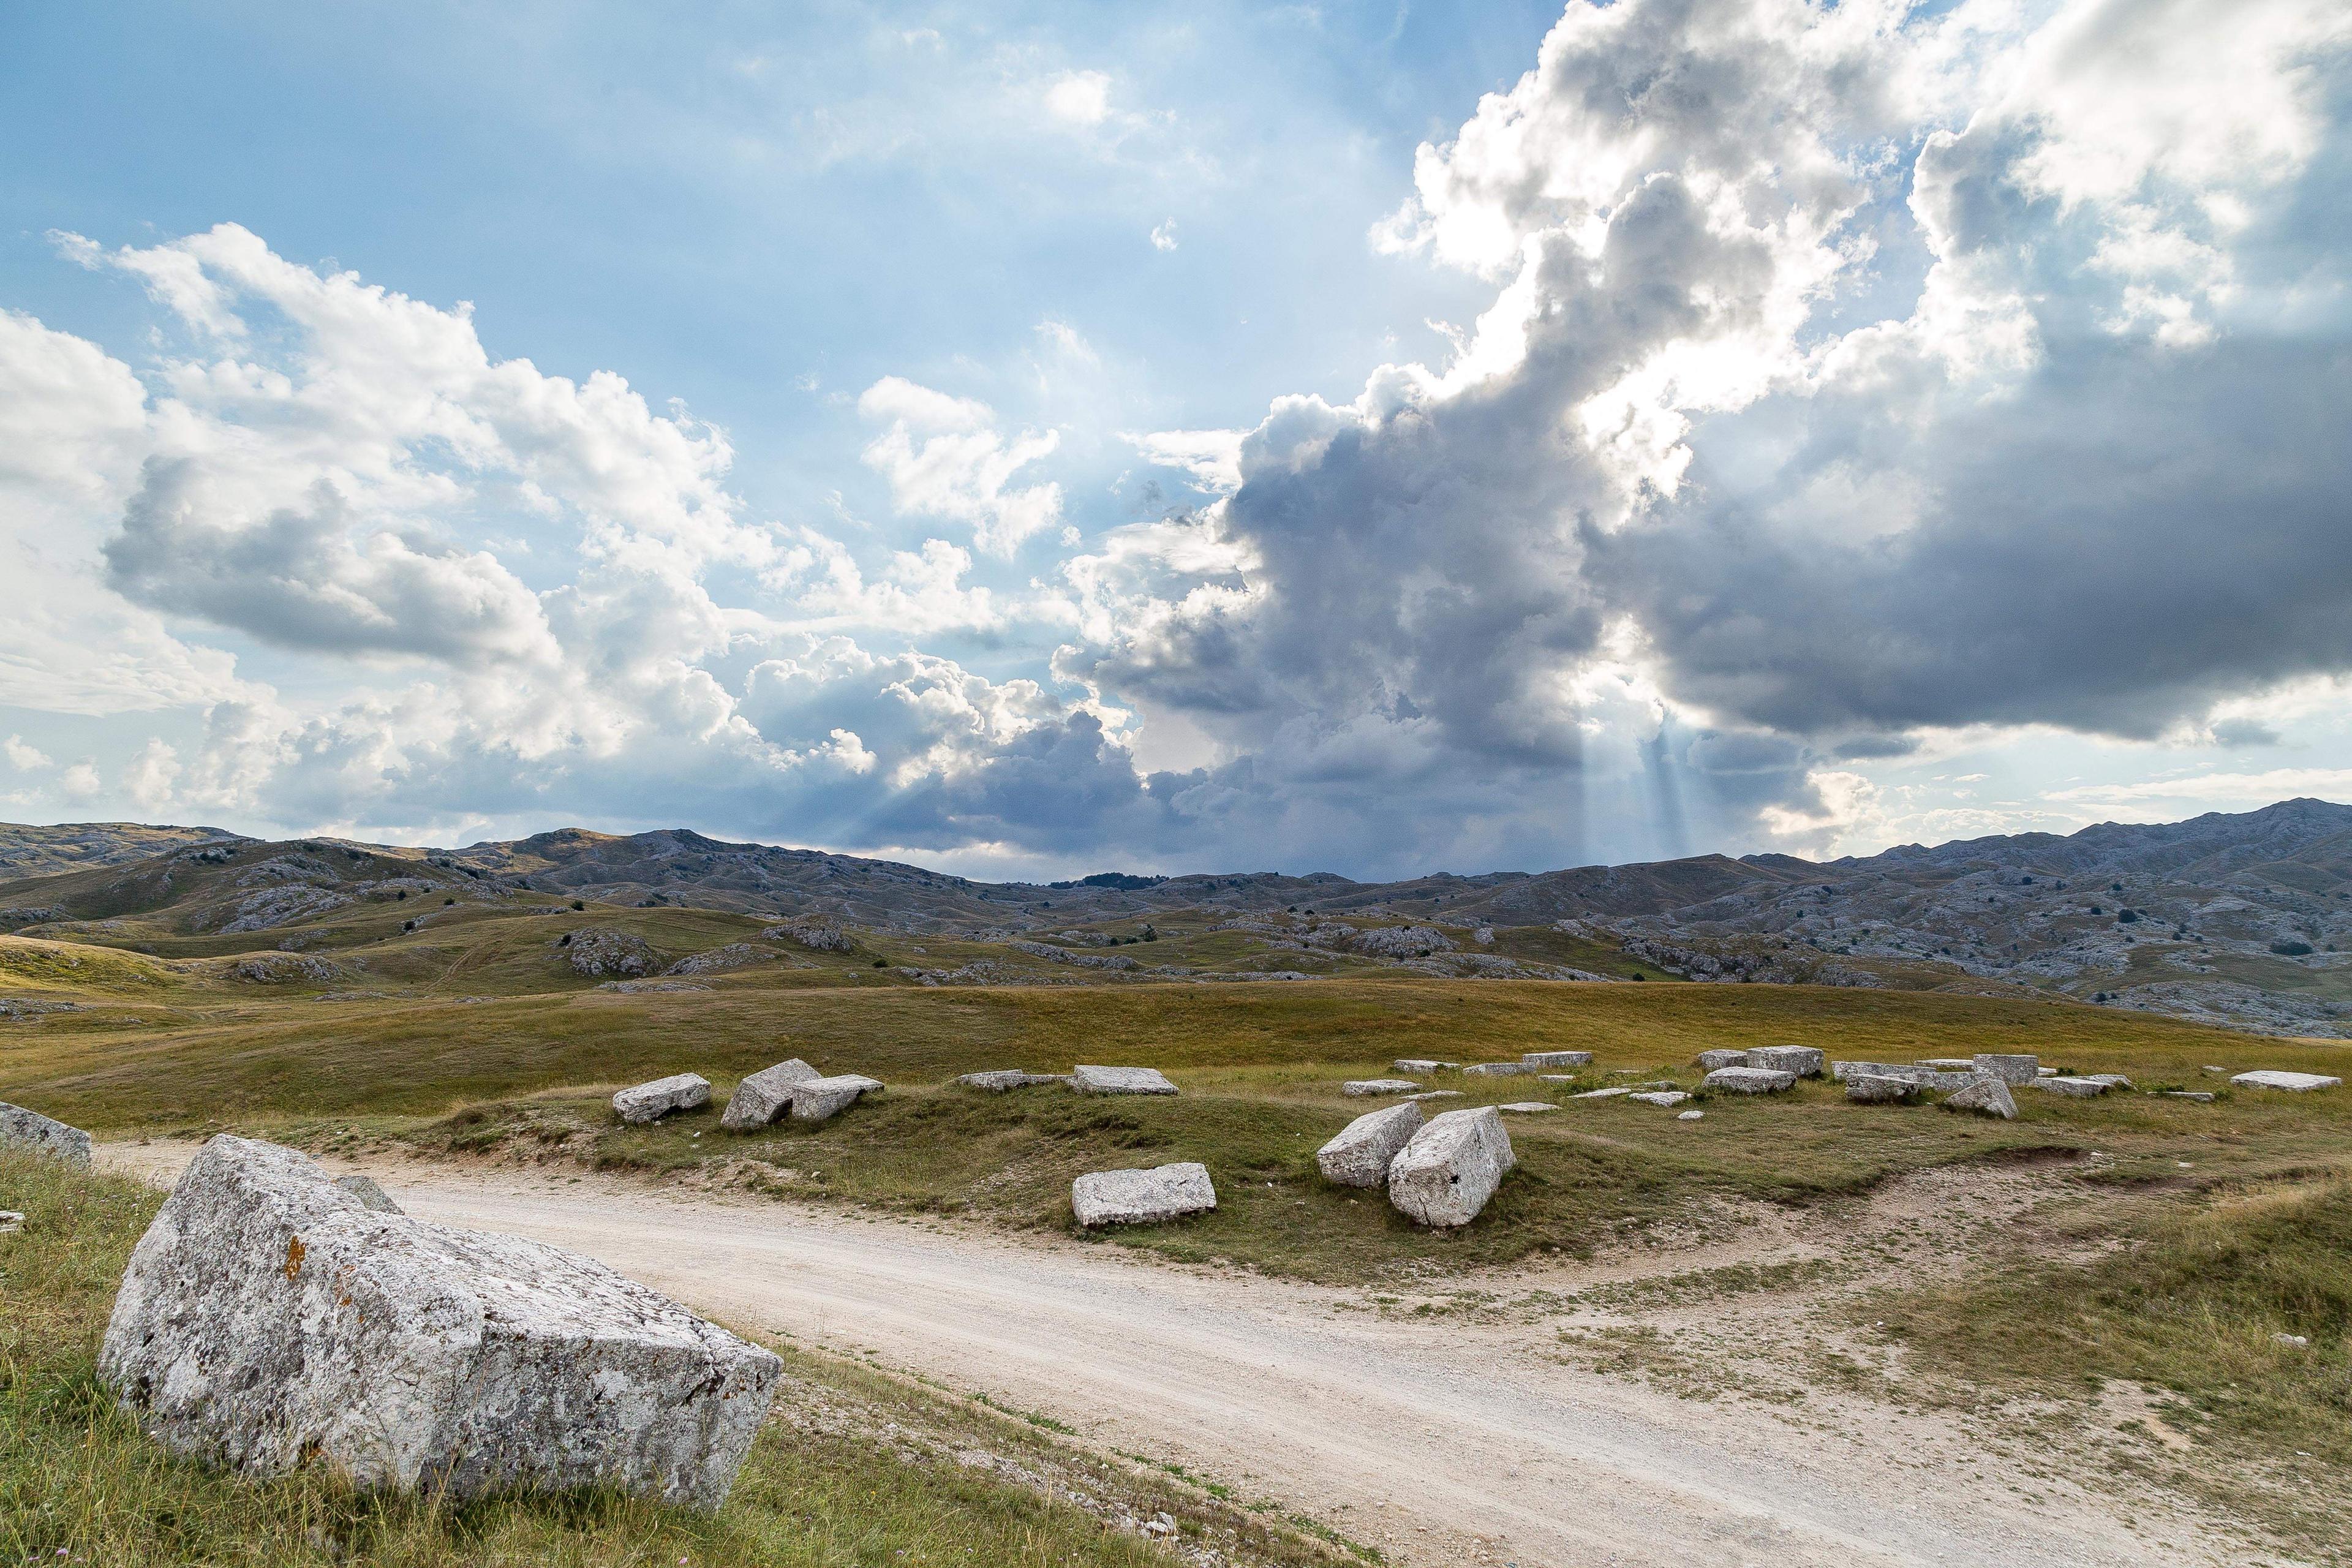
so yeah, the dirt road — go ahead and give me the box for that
[99,1144,2242,1568]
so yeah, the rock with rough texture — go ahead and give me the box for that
[1461,1061,1537,1077]
[1746,1046,1825,1079]
[2036,1076,2111,1098]
[789,1074,884,1123]
[1845,1072,1919,1105]
[720,1059,823,1130]
[1392,1058,1458,1073]
[1971,1054,2041,1085]
[1497,1101,1559,1114]
[1071,1162,1216,1226]
[1403,1090,1465,1103]
[100,1136,778,1509]
[1520,1051,1593,1068]
[1830,1061,1985,1092]
[1071,1065,1180,1095]
[1695,1049,1749,1071]
[0,1210,22,1233]
[1316,1104,1423,1186]
[1627,1091,1690,1107]
[334,1175,402,1213]
[1677,1109,1705,1121]
[1572,1086,1634,1099]
[1917,1058,1977,1071]
[954,1069,1058,1092]
[1943,1077,2019,1118]
[0,1101,91,1166]
[1387,1107,1514,1227]
[1701,1066,1797,1095]
[2160,1090,2216,1102]
[1343,1079,1420,1096]
[612,1073,710,1125]
[2231,1069,2343,1092]
[2086,1073,2135,1090]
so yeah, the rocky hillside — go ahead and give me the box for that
[0,821,244,880]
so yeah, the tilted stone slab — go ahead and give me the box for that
[954,1069,1058,1093]
[334,1175,402,1213]
[100,1136,778,1510]
[1496,1101,1559,1114]
[1701,1066,1796,1095]
[1343,1079,1420,1096]
[1461,1061,1537,1077]
[2036,1076,2111,1098]
[1942,1077,2018,1119]
[1392,1058,1457,1074]
[1388,1107,1513,1228]
[612,1073,710,1125]
[2085,1073,2134,1090]
[1695,1049,1749,1071]
[1972,1054,2040,1085]
[1403,1090,1464,1103]
[1831,1062,1983,1092]
[2231,1070,2343,1092]
[1071,1162,1216,1226]
[1520,1051,1593,1068]
[1746,1046,1825,1079]
[1317,1103,1423,1187]
[1572,1086,1633,1099]
[721,1059,822,1130]
[1627,1091,1690,1107]
[789,1074,883,1123]
[0,1101,91,1166]
[1845,1072,1920,1105]
[1071,1065,1179,1095]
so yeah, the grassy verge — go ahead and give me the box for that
[0,1152,1340,1567]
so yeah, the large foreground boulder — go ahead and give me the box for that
[100,1137,778,1510]
[612,1073,710,1125]
[721,1058,821,1131]
[790,1074,884,1123]
[1317,1104,1423,1186]
[0,1101,91,1166]
[1071,1162,1216,1226]
[1071,1065,1179,1095]
[1387,1107,1514,1228]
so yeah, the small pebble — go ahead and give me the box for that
[2275,1333,2310,1348]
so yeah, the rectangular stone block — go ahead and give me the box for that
[1701,1066,1796,1094]
[1746,1046,1825,1078]
[1343,1079,1420,1096]
[1845,1072,1918,1104]
[1387,1107,1513,1227]
[1520,1051,1593,1068]
[1316,1104,1423,1186]
[1071,1162,1216,1226]
[1695,1049,1749,1071]
[721,1058,821,1130]
[1071,1065,1180,1095]
[2231,1070,2343,1091]
[1461,1061,1537,1077]
[788,1074,883,1123]
[1971,1054,2040,1085]
[612,1073,710,1125]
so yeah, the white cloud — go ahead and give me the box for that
[1121,429,1245,493]
[857,376,1065,556]
[4,735,53,772]
[1150,219,1179,252]
[1044,70,1112,127]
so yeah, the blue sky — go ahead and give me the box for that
[3,0,2350,878]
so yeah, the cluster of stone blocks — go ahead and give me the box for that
[1315,1102,1516,1227]
[612,1058,886,1132]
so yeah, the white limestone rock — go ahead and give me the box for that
[334,1175,402,1214]
[1831,1061,1983,1092]
[1387,1107,1513,1228]
[1943,1077,2019,1119]
[0,1101,91,1166]
[1572,1086,1634,1099]
[721,1059,821,1131]
[1746,1046,1825,1078]
[955,1069,1058,1092]
[1461,1061,1537,1077]
[789,1074,884,1123]
[1071,1065,1179,1095]
[1627,1091,1690,1107]
[1971,1054,2041,1085]
[612,1073,710,1125]
[1520,1051,1593,1068]
[1845,1073,1919,1105]
[2231,1070,2343,1092]
[1392,1059,1457,1073]
[1403,1090,1465,1103]
[1071,1162,1216,1226]
[2036,1076,2111,1098]
[1676,1109,1705,1121]
[1917,1058,1977,1071]
[1497,1101,1559,1114]
[2086,1073,2135,1090]
[100,1136,778,1510]
[1316,1104,1423,1187]
[1695,1049,1749,1071]
[1343,1079,1421,1096]
[1701,1066,1797,1095]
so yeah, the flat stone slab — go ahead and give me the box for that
[1627,1091,1690,1107]
[1071,1065,1179,1095]
[1461,1061,1537,1077]
[1917,1058,1977,1071]
[1572,1086,1633,1099]
[1677,1109,1705,1121]
[334,1175,402,1213]
[612,1072,710,1125]
[790,1074,883,1123]
[1943,1077,2018,1119]
[1831,1061,1983,1092]
[100,1136,778,1509]
[954,1069,1058,1093]
[1317,1104,1423,1187]
[1403,1090,1465,1102]
[1520,1051,1593,1068]
[722,1058,822,1130]
[1388,1107,1513,1228]
[1343,1079,1421,1096]
[1071,1162,1216,1226]
[2037,1076,2111,1098]
[2159,1090,2216,1102]
[1496,1101,1558,1113]
[2086,1073,2134,1089]
[1746,1046,1825,1078]
[0,1101,91,1166]
[1972,1054,2041,1085]
[2231,1070,2342,1092]
[1846,1072,1920,1105]
[1392,1059,1458,1073]
[1694,1049,1749,1071]
[1702,1066,1796,1095]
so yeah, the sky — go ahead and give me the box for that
[2,0,2349,880]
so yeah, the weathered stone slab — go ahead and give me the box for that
[1695,1049,1749,1071]
[1071,1065,1179,1095]
[1943,1077,2018,1119]
[1831,1061,1983,1092]
[1343,1079,1420,1096]
[1497,1101,1559,1114]
[1971,1054,2041,1085]
[2231,1069,2343,1091]
[0,1101,91,1166]
[789,1074,883,1123]
[1917,1058,1976,1071]
[1676,1109,1705,1121]
[1403,1090,1464,1103]
[334,1175,402,1213]
[1845,1072,1919,1105]
[612,1073,710,1125]
[1461,1061,1537,1077]
[2036,1076,2111,1098]
[954,1069,1057,1093]
[1392,1059,1458,1073]
[1520,1051,1593,1068]
[2085,1073,2134,1090]
[721,1058,822,1130]
[1388,1107,1513,1227]
[2159,1090,2216,1102]
[1317,1104,1423,1186]
[1572,1086,1633,1099]
[1702,1066,1796,1095]
[1628,1091,1690,1107]
[1747,1046,1825,1078]
[1071,1162,1216,1226]
[100,1136,778,1509]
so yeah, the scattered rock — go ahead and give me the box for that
[0,1101,91,1166]
[564,929,658,979]
[1943,1077,2019,1119]
[0,1210,21,1233]
[1388,1107,1513,1228]
[1392,1058,1457,1074]
[1461,1061,1537,1077]
[1971,1054,2041,1085]
[1496,1101,1559,1114]
[954,1069,1058,1093]
[1403,1090,1465,1103]
[100,1136,778,1508]
[1845,1073,1920,1105]
[2036,1076,2111,1098]
[1070,1065,1179,1095]
[722,1060,821,1130]
[2275,1333,2310,1348]
[2231,1069,2343,1092]
[1627,1091,1690,1107]
[2158,1090,2216,1102]
[333,1175,401,1213]
[612,1073,711,1125]
[790,1074,884,1124]
[1700,1066,1796,1095]
[1316,1104,1423,1187]
[1677,1109,1705,1121]
[1572,1086,1634,1099]
[1746,1046,1825,1078]
[2086,1073,2135,1090]
[1071,1162,1216,1227]
[1520,1050,1593,1068]
[762,920,855,952]
[1343,1079,1420,1096]
[1694,1049,1749,1071]
[1831,1061,1984,1092]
